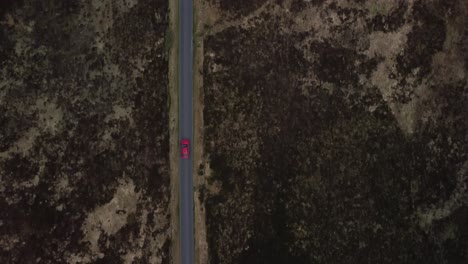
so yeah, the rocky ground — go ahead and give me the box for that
[198,0,468,263]
[0,0,171,263]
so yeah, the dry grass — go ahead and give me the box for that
[168,0,180,262]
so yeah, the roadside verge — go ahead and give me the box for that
[168,0,180,263]
[193,0,209,263]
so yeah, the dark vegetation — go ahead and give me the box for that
[201,1,468,263]
[0,0,171,262]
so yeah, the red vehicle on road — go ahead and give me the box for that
[181,139,190,159]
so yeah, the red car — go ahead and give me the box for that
[181,139,190,159]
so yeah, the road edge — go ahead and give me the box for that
[168,0,180,263]
[193,0,209,263]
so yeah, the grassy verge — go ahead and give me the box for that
[192,1,210,263]
[168,0,180,263]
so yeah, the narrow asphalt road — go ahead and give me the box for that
[179,0,194,263]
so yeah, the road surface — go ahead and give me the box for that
[179,0,194,263]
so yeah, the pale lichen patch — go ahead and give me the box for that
[367,24,421,134]
[365,0,401,17]
[82,178,140,255]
